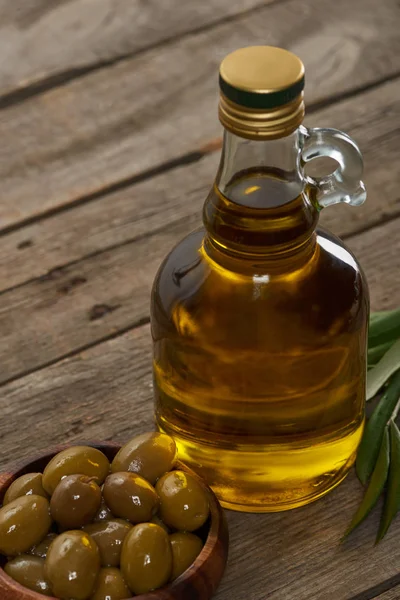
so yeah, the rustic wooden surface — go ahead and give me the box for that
[0,1,400,598]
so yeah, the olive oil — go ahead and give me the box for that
[152,169,367,511]
[151,46,368,511]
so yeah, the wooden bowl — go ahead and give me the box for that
[0,441,229,600]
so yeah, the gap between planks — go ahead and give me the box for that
[0,316,150,389]
[0,0,287,110]
[348,576,400,600]
[1,199,400,301]
[0,74,399,297]
[0,77,399,384]
[0,0,399,232]
[1,207,399,389]
[2,322,400,599]
[0,149,206,238]
[1,68,400,241]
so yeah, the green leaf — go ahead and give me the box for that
[370,311,389,323]
[344,427,390,539]
[376,421,400,542]
[369,308,400,349]
[367,339,400,401]
[356,370,400,484]
[368,341,396,369]
[370,309,398,324]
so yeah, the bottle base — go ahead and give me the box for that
[218,466,350,513]
[157,416,363,513]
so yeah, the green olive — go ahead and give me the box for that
[90,567,131,600]
[50,474,102,529]
[111,432,177,484]
[42,446,110,495]
[83,519,132,567]
[5,555,52,596]
[3,473,48,505]
[0,495,52,556]
[30,533,57,558]
[103,472,159,523]
[169,532,203,580]
[44,530,100,600]
[93,497,114,522]
[120,523,172,594]
[150,514,170,533]
[156,470,210,532]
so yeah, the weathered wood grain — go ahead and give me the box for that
[0,318,399,600]
[1,2,399,598]
[0,0,269,99]
[0,194,398,386]
[0,0,399,231]
[0,77,399,293]
[375,590,400,600]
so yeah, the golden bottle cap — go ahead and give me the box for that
[219,46,305,140]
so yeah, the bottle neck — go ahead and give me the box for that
[217,130,303,202]
[203,128,318,267]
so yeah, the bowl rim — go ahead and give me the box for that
[0,440,229,600]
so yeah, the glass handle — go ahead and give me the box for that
[298,125,366,209]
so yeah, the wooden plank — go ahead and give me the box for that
[0,180,399,386]
[0,0,399,230]
[0,76,399,293]
[1,324,400,599]
[0,0,269,98]
[374,591,400,600]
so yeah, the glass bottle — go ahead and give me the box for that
[151,46,369,512]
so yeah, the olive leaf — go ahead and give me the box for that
[368,308,400,349]
[370,311,389,324]
[356,370,400,485]
[346,309,400,543]
[367,338,400,401]
[368,341,396,369]
[376,420,400,543]
[344,427,390,539]
[367,308,400,368]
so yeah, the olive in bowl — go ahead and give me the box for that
[0,437,229,600]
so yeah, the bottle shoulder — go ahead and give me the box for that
[153,225,368,292]
[152,228,205,301]
[316,226,367,277]
[152,227,369,338]
[151,224,368,353]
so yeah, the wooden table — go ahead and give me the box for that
[0,1,400,598]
